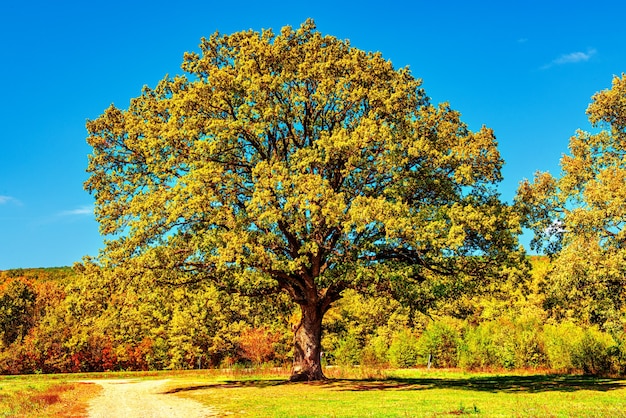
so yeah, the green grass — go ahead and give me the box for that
[2,368,626,417]
[164,368,626,417]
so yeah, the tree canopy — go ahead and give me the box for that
[85,20,522,380]
[516,74,626,327]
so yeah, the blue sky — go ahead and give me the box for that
[1,0,625,269]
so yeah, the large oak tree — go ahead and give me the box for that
[517,74,626,326]
[86,20,521,380]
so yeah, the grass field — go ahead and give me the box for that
[1,368,626,417]
[167,368,626,417]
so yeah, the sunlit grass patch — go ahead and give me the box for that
[165,368,626,417]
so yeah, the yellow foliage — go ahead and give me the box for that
[516,74,626,326]
[85,20,521,362]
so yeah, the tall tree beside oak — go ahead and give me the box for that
[517,74,626,326]
[85,20,522,381]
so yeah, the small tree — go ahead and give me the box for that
[0,277,36,346]
[517,74,626,326]
[85,20,522,380]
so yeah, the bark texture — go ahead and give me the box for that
[290,302,326,381]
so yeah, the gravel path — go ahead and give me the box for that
[83,379,217,418]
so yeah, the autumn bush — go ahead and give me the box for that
[238,327,282,365]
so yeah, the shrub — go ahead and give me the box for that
[418,320,461,368]
[571,326,616,375]
[333,334,362,366]
[511,315,546,368]
[543,322,620,375]
[361,332,390,366]
[388,329,420,368]
[458,315,548,370]
[543,321,583,371]
[145,337,169,370]
[458,321,505,369]
[608,329,626,375]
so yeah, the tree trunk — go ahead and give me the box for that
[290,302,326,381]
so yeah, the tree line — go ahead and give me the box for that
[0,257,624,375]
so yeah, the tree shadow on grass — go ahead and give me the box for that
[333,374,626,393]
[164,379,289,394]
[165,374,626,395]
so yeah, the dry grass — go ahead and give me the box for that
[0,381,101,417]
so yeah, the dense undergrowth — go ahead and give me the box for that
[1,259,625,376]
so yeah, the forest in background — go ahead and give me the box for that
[1,258,624,376]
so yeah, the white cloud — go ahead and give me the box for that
[553,49,596,64]
[542,49,597,69]
[59,205,94,216]
[0,195,20,205]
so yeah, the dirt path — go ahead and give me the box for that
[82,379,217,418]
